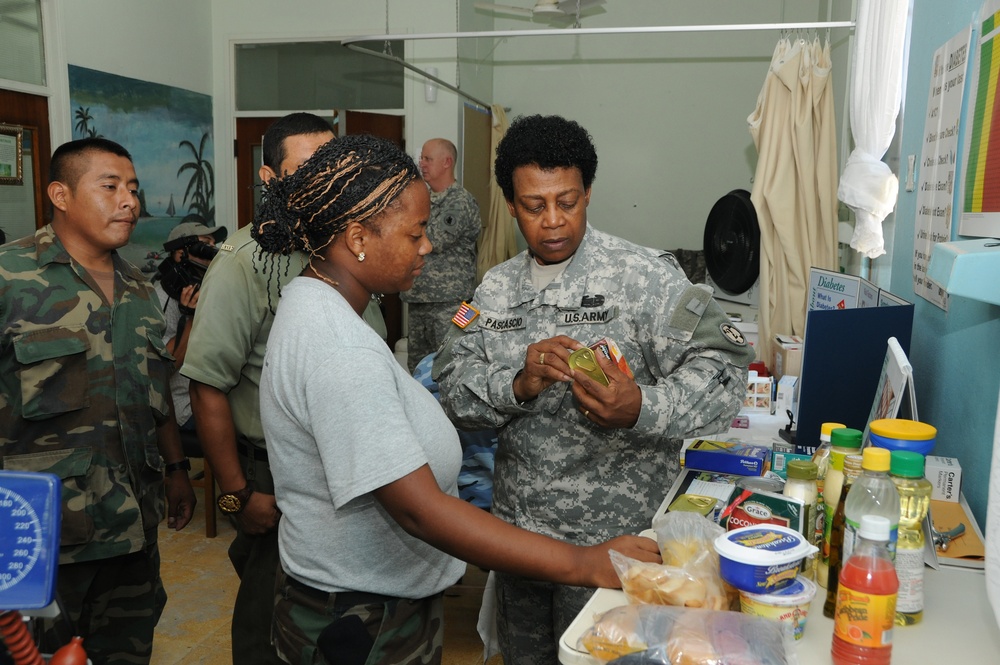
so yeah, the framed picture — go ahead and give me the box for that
[0,124,24,185]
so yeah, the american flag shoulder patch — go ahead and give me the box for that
[452,301,480,328]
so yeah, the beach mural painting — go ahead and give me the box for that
[68,65,216,273]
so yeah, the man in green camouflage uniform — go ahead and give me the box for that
[400,138,482,374]
[0,138,195,665]
[435,115,755,665]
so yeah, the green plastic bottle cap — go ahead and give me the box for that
[862,446,891,472]
[830,427,863,449]
[786,460,818,480]
[890,450,925,478]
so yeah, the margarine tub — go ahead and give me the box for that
[713,524,818,594]
[739,575,817,640]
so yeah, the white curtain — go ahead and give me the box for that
[748,37,839,367]
[476,105,518,283]
[838,0,910,259]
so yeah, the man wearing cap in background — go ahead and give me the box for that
[154,215,227,431]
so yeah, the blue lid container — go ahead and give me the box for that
[869,431,935,456]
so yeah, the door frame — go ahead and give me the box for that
[0,88,51,231]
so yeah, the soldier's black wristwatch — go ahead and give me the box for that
[217,484,254,514]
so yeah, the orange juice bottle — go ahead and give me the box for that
[831,515,898,665]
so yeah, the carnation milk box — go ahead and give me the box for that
[684,439,770,476]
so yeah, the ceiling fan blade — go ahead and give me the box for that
[556,0,606,12]
[472,2,535,18]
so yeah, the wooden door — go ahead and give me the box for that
[344,111,406,351]
[235,116,283,230]
[0,89,51,234]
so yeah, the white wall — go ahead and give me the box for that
[209,0,469,228]
[39,0,854,253]
[53,0,213,144]
[488,0,853,252]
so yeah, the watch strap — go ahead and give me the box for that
[164,458,192,475]
[217,484,254,514]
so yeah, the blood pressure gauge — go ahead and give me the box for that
[0,470,61,610]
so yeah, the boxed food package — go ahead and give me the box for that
[925,455,962,502]
[743,370,773,412]
[684,439,771,476]
[770,441,811,480]
[771,334,803,379]
[590,337,633,379]
[774,375,798,417]
[655,469,808,542]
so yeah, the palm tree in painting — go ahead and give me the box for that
[74,107,94,138]
[177,132,215,223]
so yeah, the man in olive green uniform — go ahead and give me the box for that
[181,113,385,665]
[0,138,195,664]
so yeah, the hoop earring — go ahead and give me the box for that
[357,252,366,262]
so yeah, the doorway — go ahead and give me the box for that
[233,112,406,349]
[0,88,51,240]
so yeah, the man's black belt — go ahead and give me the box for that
[235,439,268,462]
[285,575,395,607]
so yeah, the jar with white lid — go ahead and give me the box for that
[784,460,819,580]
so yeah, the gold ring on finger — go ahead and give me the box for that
[539,352,546,365]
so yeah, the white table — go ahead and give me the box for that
[559,565,1000,664]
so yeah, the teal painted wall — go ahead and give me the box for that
[892,0,1000,529]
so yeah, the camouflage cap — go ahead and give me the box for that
[167,220,227,245]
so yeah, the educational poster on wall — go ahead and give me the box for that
[68,65,216,274]
[960,0,1000,238]
[916,27,970,310]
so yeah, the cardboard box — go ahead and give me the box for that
[772,334,803,379]
[743,370,772,412]
[770,447,812,480]
[774,375,798,417]
[684,439,770,476]
[925,456,962,502]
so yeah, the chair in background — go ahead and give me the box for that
[179,428,217,538]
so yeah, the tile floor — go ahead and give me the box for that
[151,460,502,665]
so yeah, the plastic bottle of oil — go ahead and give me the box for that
[817,428,862,588]
[823,453,862,618]
[890,450,932,626]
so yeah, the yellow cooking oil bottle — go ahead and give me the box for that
[889,450,932,626]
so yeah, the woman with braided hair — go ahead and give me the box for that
[254,134,659,665]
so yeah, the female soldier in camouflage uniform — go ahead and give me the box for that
[435,115,755,665]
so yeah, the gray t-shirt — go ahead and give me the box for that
[261,277,465,597]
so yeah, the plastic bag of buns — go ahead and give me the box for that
[611,512,737,611]
[578,604,798,665]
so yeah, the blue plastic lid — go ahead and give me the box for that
[714,524,818,565]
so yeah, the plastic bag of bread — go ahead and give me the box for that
[611,512,737,610]
[577,604,798,665]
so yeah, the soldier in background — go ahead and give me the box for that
[434,115,755,665]
[400,138,482,373]
[0,137,195,663]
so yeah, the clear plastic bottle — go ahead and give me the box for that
[843,447,900,565]
[823,453,862,618]
[812,421,849,485]
[890,450,932,626]
[784,459,819,580]
[831,515,899,665]
[817,428,862,588]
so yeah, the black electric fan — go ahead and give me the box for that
[703,189,760,297]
